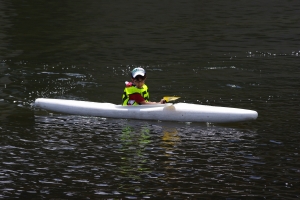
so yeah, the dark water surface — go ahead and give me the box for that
[1,0,300,199]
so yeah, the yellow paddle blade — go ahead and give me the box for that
[163,96,180,102]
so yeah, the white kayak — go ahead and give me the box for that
[34,98,258,123]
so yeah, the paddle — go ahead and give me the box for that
[163,96,180,102]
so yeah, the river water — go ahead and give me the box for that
[1,0,299,199]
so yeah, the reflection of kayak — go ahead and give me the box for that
[34,98,258,123]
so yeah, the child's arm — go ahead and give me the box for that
[130,93,165,104]
[140,99,165,104]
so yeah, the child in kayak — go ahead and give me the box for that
[122,67,165,106]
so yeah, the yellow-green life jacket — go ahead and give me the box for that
[122,84,149,106]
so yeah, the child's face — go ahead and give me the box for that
[132,77,146,88]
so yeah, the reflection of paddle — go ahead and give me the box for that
[163,96,180,102]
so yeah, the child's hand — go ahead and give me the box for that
[160,99,166,104]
